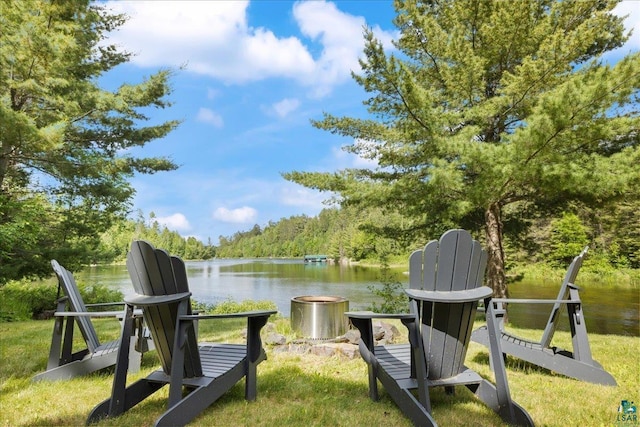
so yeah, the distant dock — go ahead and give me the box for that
[304,254,328,263]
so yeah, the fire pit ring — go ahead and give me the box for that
[290,296,349,339]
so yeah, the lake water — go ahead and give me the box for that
[79,258,639,337]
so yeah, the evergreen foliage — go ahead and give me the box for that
[95,212,215,263]
[548,212,589,266]
[284,0,640,297]
[0,0,180,283]
[215,206,418,262]
[214,202,639,273]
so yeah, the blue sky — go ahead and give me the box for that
[101,0,639,244]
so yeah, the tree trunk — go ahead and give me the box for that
[484,202,508,299]
[0,142,11,190]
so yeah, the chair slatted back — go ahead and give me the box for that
[410,230,487,292]
[51,260,101,352]
[127,240,202,377]
[540,247,587,348]
[409,229,488,379]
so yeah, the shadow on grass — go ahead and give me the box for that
[471,348,559,376]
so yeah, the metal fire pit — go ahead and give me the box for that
[290,296,349,339]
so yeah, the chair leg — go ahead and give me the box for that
[376,369,436,427]
[87,379,163,424]
[33,354,117,381]
[567,286,594,363]
[468,380,534,427]
[127,335,143,373]
[154,375,242,427]
[46,315,65,370]
[480,298,535,426]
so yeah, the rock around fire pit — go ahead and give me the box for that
[290,295,349,339]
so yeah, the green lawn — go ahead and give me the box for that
[0,317,638,426]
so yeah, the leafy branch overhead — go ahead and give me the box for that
[0,0,180,281]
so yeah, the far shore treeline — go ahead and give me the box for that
[3,200,640,285]
[215,204,640,275]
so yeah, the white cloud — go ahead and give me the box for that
[206,88,219,100]
[280,184,327,209]
[331,141,378,169]
[104,1,313,82]
[213,206,258,223]
[155,213,191,231]
[103,0,396,97]
[272,98,300,118]
[292,1,366,96]
[602,1,640,62]
[196,108,224,128]
[613,0,640,50]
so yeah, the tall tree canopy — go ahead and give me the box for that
[285,0,640,297]
[0,0,180,282]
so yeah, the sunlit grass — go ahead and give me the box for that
[1,318,638,426]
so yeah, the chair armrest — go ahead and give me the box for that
[176,309,276,363]
[124,292,192,306]
[347,311,420,366]
[346,311,415,321]
[176,310,276,364]
[54,310,125,318]
[54,309,144,318]
[179,309,277,321]
[85,302,125,309]
[405,286,493,303]
[491,298,581,304]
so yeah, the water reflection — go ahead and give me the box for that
[79,259,639,337]
[507,279,639,337]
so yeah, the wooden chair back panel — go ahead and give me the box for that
[409,248,425,290]
[410,231,487,292]
[467,241,488,290]
[540,247,587,348]
[171,256,191,294]
[170,254,201,374]
[409,230,488,380]
[51,260,100,352]
[127,242,161,295]
[409,240,438,290]
[425,301,477,379]
[565,248,585,284]
[436,230,471,291]
[127,241,202,378]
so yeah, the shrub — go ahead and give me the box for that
[0,279,123,322]
[367,263,408,314]
[209,299,278,315]
[77,283,123,307]
[548,212,589,267]
[0,280,57,321]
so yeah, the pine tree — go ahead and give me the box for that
[285,0,640,297]
[1,0,180,280]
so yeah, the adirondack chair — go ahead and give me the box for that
[87,240,276,427]
[33,260,151,381]
[347,229,534,427]
[471,247,616,386]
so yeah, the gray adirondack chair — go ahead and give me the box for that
[471,247,616,386]
[33,260,151,381]
[347,229,534,427]
[87,240,276,427]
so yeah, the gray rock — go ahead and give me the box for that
[264,332,287,346]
